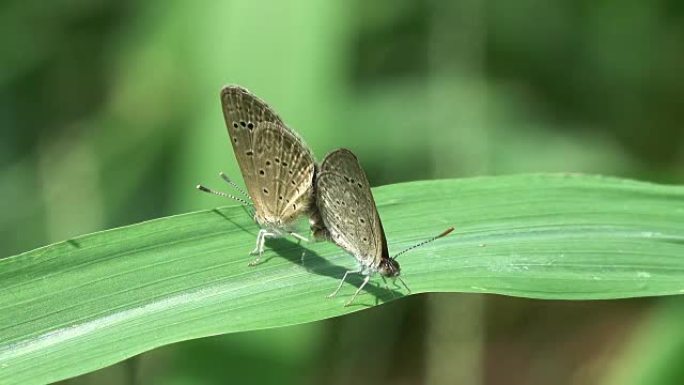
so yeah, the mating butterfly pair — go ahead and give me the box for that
[198,86,452,306]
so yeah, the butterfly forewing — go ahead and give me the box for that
[221,86,284,182]
[221,85,316,226]
[316,149,388,268]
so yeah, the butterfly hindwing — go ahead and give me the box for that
[316,148,388,268]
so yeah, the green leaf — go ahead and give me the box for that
[1,174,683,384]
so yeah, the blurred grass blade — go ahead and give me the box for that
[600,298,684,385]
[1,174,684,384]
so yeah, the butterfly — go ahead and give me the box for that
[198,85,324,265]
[314,148,453,306]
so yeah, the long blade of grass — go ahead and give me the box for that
[1,174,683,384]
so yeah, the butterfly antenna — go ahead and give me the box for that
[196,184,253,207]
[393,227,454,260]
[219,172,252,201]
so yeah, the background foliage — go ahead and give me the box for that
[1,0,683,384]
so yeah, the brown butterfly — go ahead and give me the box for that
[198,85,324,265]
[314,148,453,306]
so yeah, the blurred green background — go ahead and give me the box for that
[2,0,683,384]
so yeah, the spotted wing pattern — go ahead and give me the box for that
[251,122,316,225]
[221,85,315,227]
[315,148,388,268]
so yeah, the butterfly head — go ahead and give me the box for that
[378,258,401,278]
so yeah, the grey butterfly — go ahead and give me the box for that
[198,85,323,265]
[315,148,453,306]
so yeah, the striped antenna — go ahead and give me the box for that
[219,172,251,201]
[196,184,253,207]
[393,227,454,260]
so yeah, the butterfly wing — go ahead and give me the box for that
[316,148,388,268]
[221,85,315,226]
[252,122,316,225]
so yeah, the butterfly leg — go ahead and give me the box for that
[249,229,275,266]
[288,232,310,243]
[381,276,399,299]
[395,276,411,295]
[328,267,362,298]
[250,229,267,255]
[344,275,371,307]
[396,276,411,294]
